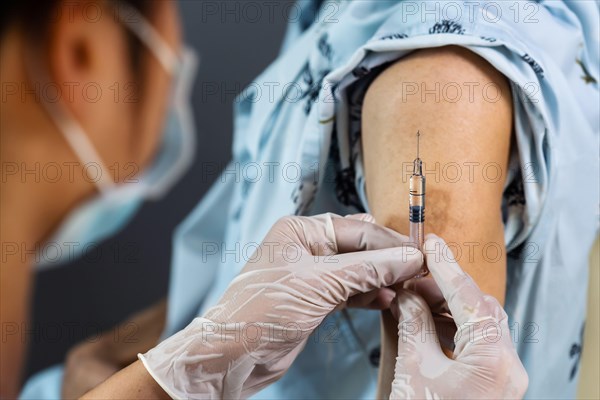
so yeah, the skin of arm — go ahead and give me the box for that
[0,243,32,398]
[361,45,512,304]
[81,361,169,400]
[363,46,513,397]
[62,299,167,398]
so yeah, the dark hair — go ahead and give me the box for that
[1,0,155,70]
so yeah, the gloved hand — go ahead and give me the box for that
[390,234,529,399]
[139,213,423,399]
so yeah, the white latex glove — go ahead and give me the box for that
[391,234,528,400]
[139,213,423,399]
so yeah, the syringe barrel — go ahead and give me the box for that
[409,173,425,221]
[409,171,427,276]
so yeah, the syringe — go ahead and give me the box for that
[409,131,428,277]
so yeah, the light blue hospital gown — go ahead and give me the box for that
[21,1,599,399]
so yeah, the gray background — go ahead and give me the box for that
[27,0,292,377]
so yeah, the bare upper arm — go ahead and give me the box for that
[361,45,512,303]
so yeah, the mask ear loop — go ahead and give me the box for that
[143,47,199,199]
[23,40,116,194]
[111,2,179,75]
[109,1,198,200]
[110,2,200,200]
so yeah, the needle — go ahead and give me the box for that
[416,130,420,159]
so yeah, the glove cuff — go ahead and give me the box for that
[137,317,256,399]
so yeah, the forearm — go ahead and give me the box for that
[81,361,169,400]
[77,298,167,367]
[63,299,167,399]
[102,299,167,366]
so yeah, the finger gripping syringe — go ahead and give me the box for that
[409,131,428,277]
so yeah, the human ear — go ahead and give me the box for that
[44,0,136,176]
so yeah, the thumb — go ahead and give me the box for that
[390,290,447,399]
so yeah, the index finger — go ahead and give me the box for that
[267,213,413,256]
[332,214,412,253]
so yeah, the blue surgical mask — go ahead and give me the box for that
[35,4,198,268]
